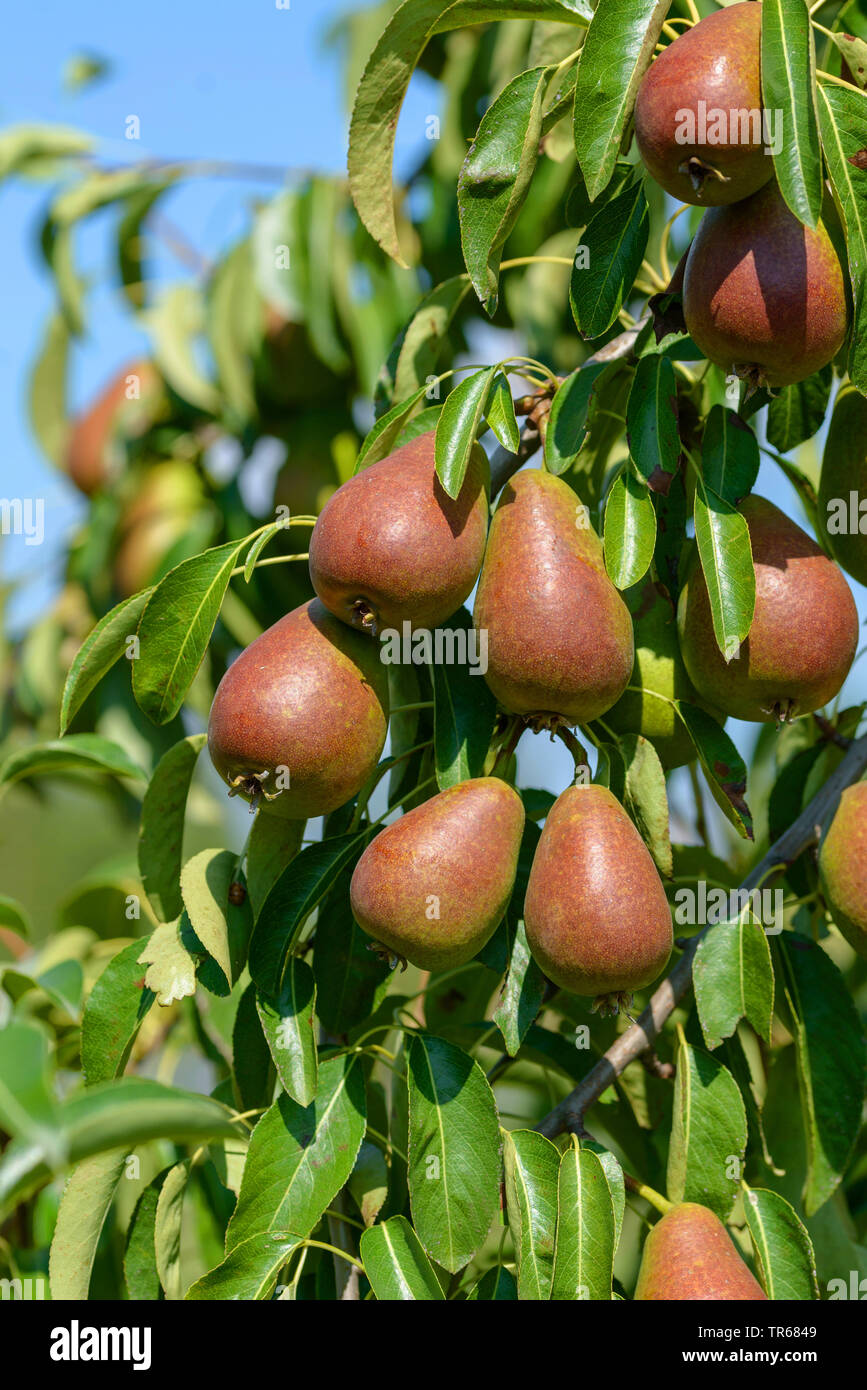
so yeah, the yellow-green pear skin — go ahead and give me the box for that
[523,785,672,997]
[634,1204,767,1301]
[677,496,859,723]
[818,386,867,589]
[472,470,634,724]
[349,778,525,971]
[605,576,725,768]
[818,782,867,959]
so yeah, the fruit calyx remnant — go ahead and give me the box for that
[592,990,636,1018]
[351,598,379,637]
[677,156,731,197]
[767,697,798,726]
[227,770,282,813]
[365,939,408,972]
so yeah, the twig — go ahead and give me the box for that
[536,732,867,1139]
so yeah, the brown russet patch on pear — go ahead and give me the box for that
[207,598,388,819]
[349,777,525,973]
[308,430,489,635]
[472,470,634,724]
[819,782,867,960]
[677,496,858,724]
[634,1203,767,1301]
[523,784,672,999]
[635,3,771,208]
[683,181,849,389]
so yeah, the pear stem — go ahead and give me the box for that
[623,1173,673,1216]
[555,727,591,783]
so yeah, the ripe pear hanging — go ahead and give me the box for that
[350,777,525,971]
[523,784,672,1007]
[472,470,633,727]
[683,181,848,390]
[207,598,389,818]
[635,2,772,206]
[677,496,858,724]
[634,1203,767,1300]
[818,783,867,960]
[308,431,489,635]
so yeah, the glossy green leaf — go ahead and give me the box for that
[137,919,196,1007]
[245,814,306,922]
[82,937,156,1085]
[551,1138,616,1300]
[743,1184,819,1300]
[626,353,680,494]
[312,871,392,1035]
[675,703,753,841]
[435,372,495,498]
[186,1231,304,1301]
[430,606,497,789]
[356,383,430,470]
[0,1022,62,1161]
[390,276,471,406]
[154,1159,190,1300]
[570,180,649,339]
[584,1141,625,1249]
[693,916,774,1051]
[466,1265,518,1299]
[693,479,756,660]
[486,372,521,452]
[604,466,656,590]
[666,1040,748,1221]
[502,1128,559,1300]
[181,848,251,992]
[256,959,318,1107]
[701,405,760,506]
[145,283,220,412]
[493,920,546,1057]
[619,732,672,878]
[762,0,823,227]
[349,1141,389,1227]
[49,1150,127,1300]
[59,590,152,735]
[139,735,207,922]
[124,1169,169,1300]
[0,896,31,939]
[544,361,611,474]
[817,83,867,393]
[0,734,145,796]
[766,367,832,453]
[360,1216,445,1300]
[232,981,273,1113]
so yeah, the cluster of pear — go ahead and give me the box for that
[635,1,849,393]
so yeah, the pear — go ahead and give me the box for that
[818,782,867,959]
[207,598,389,818]
[635,2,772,207]
[677,496,858,724]
[604,575,725,769]
[65,360,163,496]
[683,181,848,391]
[308,431,489,635]
[113,460,209,598]
[523,784,672,1004]
[634,1203,767,1301]
[817,386,867,588]
[472,470,633,727]
[350,778,525,971]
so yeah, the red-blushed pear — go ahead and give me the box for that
[523,784,672,1011]
[818,782,867,960]
[472,470,633,728]
[350,777,525,971]
[207,599,388,818]
[634,1203,767,1301]
[683,181,848,391]
[635,2,772,207]
[308,431,489,635]
[65,360,164,496]
[677,496,858,724]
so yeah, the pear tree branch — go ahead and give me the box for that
[535,731,867,1140]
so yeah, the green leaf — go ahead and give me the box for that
[742,1184,819,1300]
[693,915,774,1051]
[248,832,362,994]
[584,1141,625,1249]
[356,384,431,470]
[389,276,471,406]
[0,122,93,180]
[693,480,756,660]
[232,981,273,1112]
[666,1040,748,1220]
[0,1022,62,1161]
[181,848,252,992]
[0,734,145,796]
[124,1169,169,1299]
[59,590,152,735]
[817,83,867,393]
[49,1150,127,1300]
[486,372,521,452]
[208,239,260,424]
[676,703,753,841]
[186,1231,304,1301]
[225,1053,367,1251]
[137,919,197,1007]
[776,933,866,1216]
[407,1033,501,1273]
[619,732,672,878]
[312,871,392,1035]
[139,735,207,922]
[572,0,670,200]
[153,1159,190,1299]
[458,66,549,313]
[246,814,306,921]
[701,405,760,506]
[762,0,823,228]
[626,354,680,494]
[502,1128,560,1299]
[430,607,497,789]
[132,538,246,725]
[544,361,611,474]
[570,179,650,339]
[82,937,156,1085]
[466,1265,518,1299]
[0,896,31,938]
[603,466,656,589]
[551,1138,616,1300]
[28,312,69,465]
[349,1141,389,1227]
[256,959,318,1108]
[360,1216,445,1300]
[830,30,867,86]
[435,373,495,498]
[766,367,832,453]
[493,920,546,1057]
[145,283,220,413]
[117,180,172,310]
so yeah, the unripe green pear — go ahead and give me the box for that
[678,496,858,723]
[683,181,848,390]
[635,2,772,207]
[817,386,867,588]
[308,431,489,635]
[634,1203,767,1301]
[207,599,389,818]
[523,784,672,1004]
[472,470,633,727]
[818,782,867,959]
[350,778,525,971]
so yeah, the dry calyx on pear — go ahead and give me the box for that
[635,1,771,206]
[308,430,489,636]
[677,495,858,724]
[207,598,389,818]
[350,777,525,971]
[634,1203,767,1301]
[683,180,848,392]
[523,783,672,1014]
[472,470,634,731]
[818,782,867,960]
